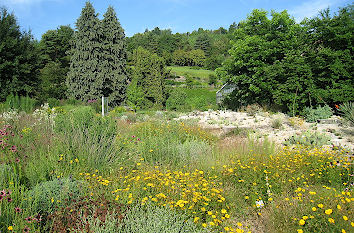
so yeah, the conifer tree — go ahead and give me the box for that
[194,34,210,56]
[0,7,40,100]
[99,6,129,106]
[67,2,101,101]
[128,47,168,109]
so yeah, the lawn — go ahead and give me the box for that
[168,66,215,82]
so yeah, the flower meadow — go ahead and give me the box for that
[0,105,353,232]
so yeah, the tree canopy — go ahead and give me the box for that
[217,6,354,113]
[67,2,129,105]
[0,7,40,100]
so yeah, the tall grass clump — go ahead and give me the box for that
[53,106,120,170]
[2,94,37,113]
[338,102,354,125]
[116,120,215,167]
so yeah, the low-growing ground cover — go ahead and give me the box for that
[0,105,353,232]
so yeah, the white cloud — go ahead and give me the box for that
[289,0,342,22]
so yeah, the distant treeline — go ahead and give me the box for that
[0,3,353,113]
[126,26,233,69]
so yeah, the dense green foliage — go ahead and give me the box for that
[98,6,129,106]
[0,94,37,113]
[67,3,128,105]
[166,88,217,111]
[127,47,168,110]
[217,6,354,113]
[38,25,74,101]
[127,27,231,69]
[1,2,353,114]
[166,88,187,111]
[0,8,40,101]
[66,2,101,102]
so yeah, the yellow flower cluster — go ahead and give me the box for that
[110,166,229,226]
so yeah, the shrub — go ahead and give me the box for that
[49,196,124,233]
[284,131,331,147]
[65,98,83,106]
[47,98,61,108]
[302,105,333,122]
[112,106,127,114]
[116,204,209,233]
[208,74,217,86]
[166,88,187,111]
[25,178,84,216]
[175,140,212,162]
[185,74,194,88]
[338,102,354,125]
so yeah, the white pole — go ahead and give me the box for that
[102,96,104,117]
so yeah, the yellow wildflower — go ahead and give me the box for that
[325,209,333,215]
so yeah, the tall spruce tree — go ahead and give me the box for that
[99,6,129,106]
[67,2,101,101]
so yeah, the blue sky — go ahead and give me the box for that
[2,0,352,40]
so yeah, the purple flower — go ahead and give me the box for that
[0,190,6,197]
[10,145,17,152]
[14,207,22,213]
[87,99,97,103]
[25,216,32,223]
[23,226,30,232]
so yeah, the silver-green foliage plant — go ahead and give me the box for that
[25,178,84,215]
[339,102,354,125]
[116,205,210,233]
[302,105,333,122]
[73,210,119,233]
[284,130,331,147]
[176,140,212,162]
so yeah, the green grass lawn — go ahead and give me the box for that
[167,66,215,82]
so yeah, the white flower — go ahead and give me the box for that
[256,200,264,208]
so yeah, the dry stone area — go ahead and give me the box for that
[177,110,354,151]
